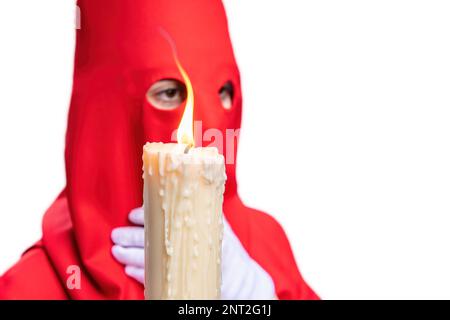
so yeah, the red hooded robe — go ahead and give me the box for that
[0,0,318,300]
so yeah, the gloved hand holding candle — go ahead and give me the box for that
[112,207,276,300]
[113,140,276,299]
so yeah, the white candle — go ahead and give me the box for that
[143,142,226,300]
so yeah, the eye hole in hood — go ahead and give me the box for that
[146,79,187,111]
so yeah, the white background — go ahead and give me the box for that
[1,1,450,299]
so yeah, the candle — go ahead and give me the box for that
[143,143,226,299]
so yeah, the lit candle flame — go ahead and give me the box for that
[158,28,195,148]
[175,57,195,147]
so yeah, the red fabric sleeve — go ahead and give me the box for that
[0,243,67,300]
[224,196,319,300]
[249,212,319,300]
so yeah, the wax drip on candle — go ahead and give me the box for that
[159,153,165,177]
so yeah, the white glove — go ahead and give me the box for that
[111,207,276,300]
[111,207,146,284]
